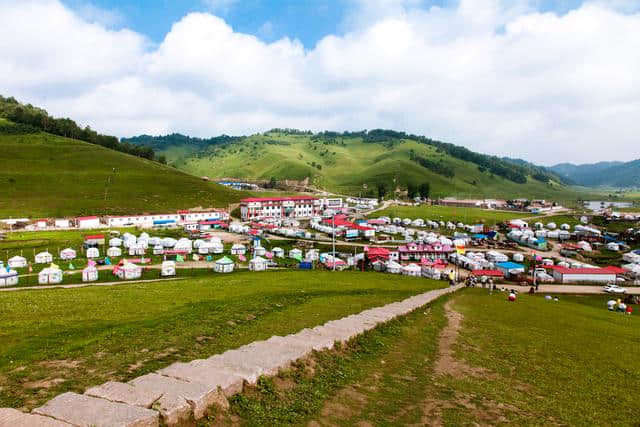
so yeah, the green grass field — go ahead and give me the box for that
[0,124,244,218]
[371,204,532,226]
[220,289,640,426]
[0,271,444,409]
[157,132,593,200]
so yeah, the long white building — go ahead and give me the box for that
[240,196,322,221]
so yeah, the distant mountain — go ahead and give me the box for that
[126,129,573,199]
[549,161,640,188]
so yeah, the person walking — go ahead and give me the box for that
[488,278,494,295]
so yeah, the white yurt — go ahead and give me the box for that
[35,251,53,264]
[513,253,525,263]
[174,238,193,254]
[0,262,19,287]
[305,249,319,262]
[214,256,235,273]
[129,244,146,256]
[82,265,99,282]
[139,232,150,240]
[254,246,267,256]
[386,260,402,274]
[8,256,27,268]
[558,261,570,268]
[109,237,123,247]
[289,248,303,259]
[402,263,422,277]
[161,261,176,277]
[60,248,77,260]
[231,244,246,255]
[123,237,137,249]
[162,238,177,248]
[607,242,620,251]
[249,256,269,271]
[115,262,142,280]
[272,247,285,258]
[153,245,164,255]
[86,247,100,259]
[560,223,570,231]
[211,241,224,254]
[198,242,214,255]
[546,222,557,230]
[38,265,63,284]
[107,247,122,257]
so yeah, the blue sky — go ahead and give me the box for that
[62,0,592,47]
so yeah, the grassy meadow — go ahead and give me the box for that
[371,204,532,226]
[0,126,244,218]
[219,289,640,426]
[0,271,444,409]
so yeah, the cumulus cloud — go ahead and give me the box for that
[0,0,638,164]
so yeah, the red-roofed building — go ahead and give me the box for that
[366,247,390,262]
[551,267,618,284]
[397,243,453,261]
[240,196,320,220]
[471,270,504,278]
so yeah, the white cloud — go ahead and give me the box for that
[0,0,639,165]
[202,0,238,14]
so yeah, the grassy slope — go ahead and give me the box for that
[0,270,443,409]
[163,132,589,200]
[371,204,532,226]
[0,124,244,218]
[223,290,639,426]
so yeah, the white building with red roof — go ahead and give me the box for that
[76,216,101,229]
[240,196,321,221]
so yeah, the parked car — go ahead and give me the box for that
[603,284,627,294]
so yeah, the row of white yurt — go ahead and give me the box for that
[0,262,19,287]
[8,256,27,268]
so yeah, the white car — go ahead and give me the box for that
[603,284,627,294]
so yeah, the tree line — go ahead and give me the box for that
[0,95,162,163]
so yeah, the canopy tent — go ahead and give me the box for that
[82,265,99,282]
[214,256,235,273]
[35,251,53,264]
[0,263,19,287]
[86,247,100,259]
[38,265,63,284]
[249,256,269,272]
[60,248,77,260]
[402,263,422,277]
[107,247,122,257]
[161,261,176,277]
[8,256,27,268]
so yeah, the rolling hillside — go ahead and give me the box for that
[550,161,640,188]
[127,130,579,200]
[0,119,244,218]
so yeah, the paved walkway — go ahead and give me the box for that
[0,285,463,427]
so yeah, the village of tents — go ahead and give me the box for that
[214,256,235,273]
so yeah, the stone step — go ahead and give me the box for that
[0,408,73,427]
[33,392,159,427]
[157,360,245,396]
[85,381,163,408]
[129,373,228,425]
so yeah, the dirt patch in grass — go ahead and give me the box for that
[38,359,82,370]
[23,378,65,390]
[421,391,525,426]
[434,300,497,379]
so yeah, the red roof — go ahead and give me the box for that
[76,216,99,221]
[472,270,504,277]
[602,266,627,274]
[367,247,390,256]
[553,267,617,275]
[241,196,318,203]
[85,234,105,240]
[198,220,228,226]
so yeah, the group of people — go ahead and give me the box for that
[463,275,496,294]
[607,298,634,315]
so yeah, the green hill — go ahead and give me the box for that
[127,130,580,200]
[0,119,244,218]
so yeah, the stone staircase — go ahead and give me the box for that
[0,285,462,427]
